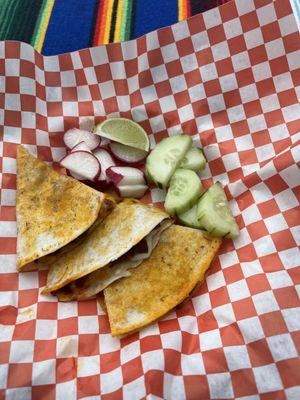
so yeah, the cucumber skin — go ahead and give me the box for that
[224,223,240,238]
[145,164,162,188]
[178,204,204,229]
[145,167,153,184]
[164,168,202,216]
[166,197,198,217]
[145,135,192,189]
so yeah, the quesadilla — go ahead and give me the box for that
[16,146,105,271]
[24,196,116,271]
[42,199,171,295]
[55,218,170,301]
[103,225,222,336]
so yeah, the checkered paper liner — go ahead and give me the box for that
[0,0,300,398]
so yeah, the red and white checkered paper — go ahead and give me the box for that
[1,0,300,398]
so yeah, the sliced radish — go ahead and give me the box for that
[63,128,100,150]
[114,184,148,199]
[68,170,85,181]
[79,117,94,132]
[67,142,93,181]
[93,149,116,183]
[106,166,145,186]
[99,137,111,146]
[109,142,148,164]
[71,141,92,153]
[60,151,101,181]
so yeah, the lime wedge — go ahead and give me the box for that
[94,118,149,151]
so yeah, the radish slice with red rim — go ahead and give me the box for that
[60,151,101,181]
[99,137,110,146]
[71,141,92,153]
[114,184,148,198]
[106,166,145,186]
[109,142,148,164]
[63,128,100,150]
[93,149,116,183]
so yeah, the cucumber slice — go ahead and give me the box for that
[145,167,153,184]
[197,182,239,238]
[164,169,202,216]
[178,204,204,229]
[145,135,192,189]
[179,147,206,172]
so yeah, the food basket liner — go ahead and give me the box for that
[0,0,299,398]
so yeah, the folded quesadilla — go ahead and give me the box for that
[55,218,171,301]
[42,199,171,295]
[103,225,222,336]
[25,196,116,271]
[16,146,105,271]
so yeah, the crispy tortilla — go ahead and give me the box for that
[55,219,172,301]
[16,146,105,271]
[43,199,170,294]
[24,197,115,271]
[104,225,222,336]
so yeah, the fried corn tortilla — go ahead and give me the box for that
[16,146,105,271]
[43,199,170,294]
[104,225,222,336]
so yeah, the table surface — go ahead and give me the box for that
[0,0,229,55]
